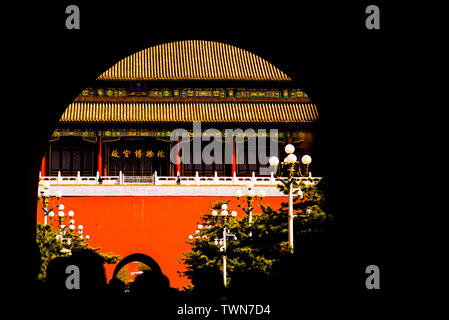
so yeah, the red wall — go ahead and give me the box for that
[37,196,285,289]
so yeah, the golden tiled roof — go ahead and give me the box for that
[97,40,291,81]
[60,102,318,123]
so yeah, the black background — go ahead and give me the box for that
[4,0,416,315]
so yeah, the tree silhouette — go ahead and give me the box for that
[180,178,334,289]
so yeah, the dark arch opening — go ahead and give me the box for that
[112,253,162,279]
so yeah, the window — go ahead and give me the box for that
[50,141,93,176]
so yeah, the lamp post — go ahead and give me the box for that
[269,144,312,251]
[214,227,237,287]
[188,203,238,287]
[189,204,237,240]
[38,181,62,225]
[210,203,238,220]
[54,209,89,249]
[235,183,265,236]
[213,204,237,287]
[38,182,91,255]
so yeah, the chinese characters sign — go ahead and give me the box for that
[110,149,165,159]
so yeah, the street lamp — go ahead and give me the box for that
[213,204,238,287]
[269,144,312,178]
[189,204,237,239]
[52,208,90,250]
[38,182,63,225]
[269,144,312,251]
[214,227,237,287]
[77,224,90,241]
[235,183,264,236]
[210,203,237,219]
[38,184,91,255]
[188,203,238,287]
[55,209,86,243]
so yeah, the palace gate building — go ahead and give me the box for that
[37,40,320,288]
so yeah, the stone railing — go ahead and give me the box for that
[40,171,119,185]
[39,171,321,186]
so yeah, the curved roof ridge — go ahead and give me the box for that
[97,40,291,81]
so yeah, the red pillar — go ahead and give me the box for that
[103,143,107,176]
[40,153,46,177]
[232,137,236,176]
[97,136,102,177]
[176,137,181,176]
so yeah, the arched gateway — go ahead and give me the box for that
[37,40,320,288]
[112,253,163,279]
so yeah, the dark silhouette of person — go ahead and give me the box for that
[125,269,180,319]
[20,242,46,305]
[45,250,107,298]
[107,277,126,297]
[227,270,273,303]
[265,230,345,317]
[129,269,171,300]
[189,269,226,303]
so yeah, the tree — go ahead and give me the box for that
[115,265,132,284]
[137,263,152,272]
[36,223,121,281]
[180,178,333,288]
[275,177,333,238]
